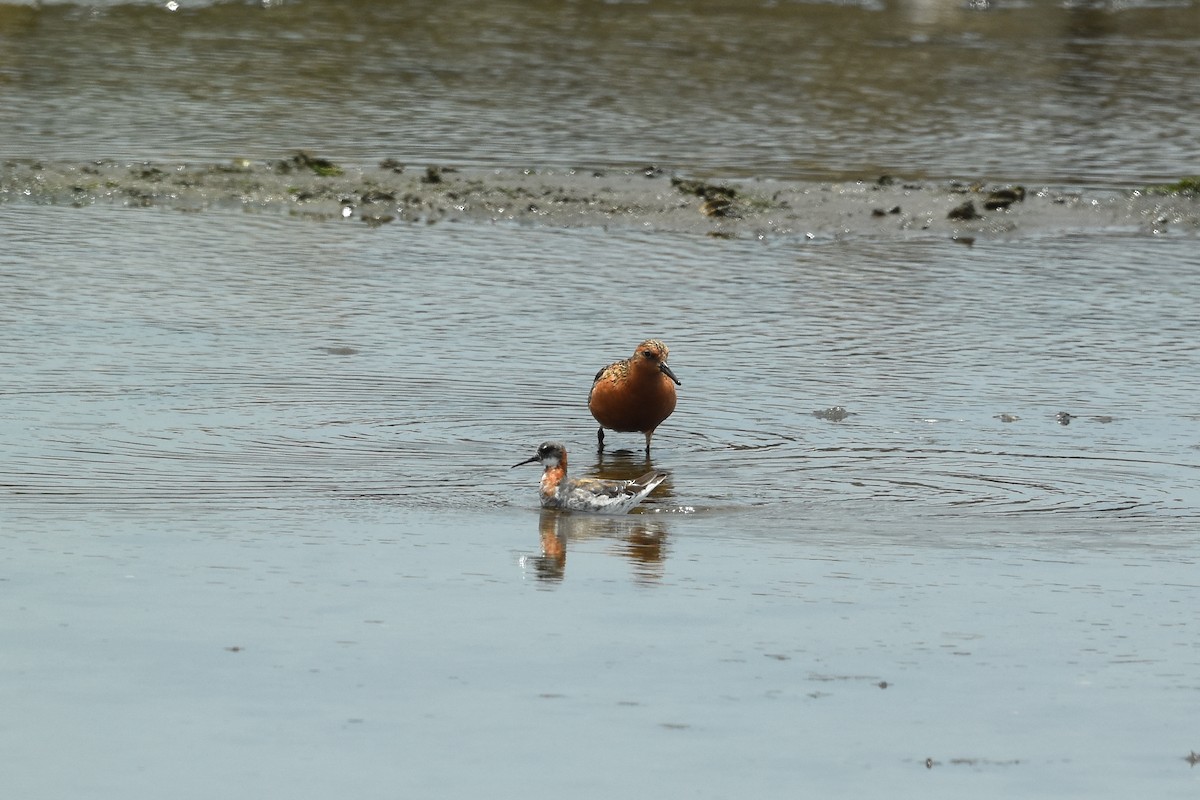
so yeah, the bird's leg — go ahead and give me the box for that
[597,427,605,452]
[643,430,653,456]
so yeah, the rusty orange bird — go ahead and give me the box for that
[587,338,680,455]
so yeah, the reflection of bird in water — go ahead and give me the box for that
[525,511,567,583]
[588,339,681,455]
[512,442,667,514]
[521,510,669,586]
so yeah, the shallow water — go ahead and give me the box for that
[2,0,1199,185]
[4,206,1197,518]
[3,205,1200,796]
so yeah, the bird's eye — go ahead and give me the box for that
[642,350,655,360]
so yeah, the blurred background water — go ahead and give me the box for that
[1,0,1198,185]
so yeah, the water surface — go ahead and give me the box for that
[2,0,1199,184]
[3,205,1199,797]
[4,205,1197,517]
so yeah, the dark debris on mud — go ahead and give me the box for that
[2,153,1197,240]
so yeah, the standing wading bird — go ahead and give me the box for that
[512,442,667,514]
[588,338,681,455]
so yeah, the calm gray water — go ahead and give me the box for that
[4,206,1197,519]
[3,205,1199,797]
[2,0,1199,185]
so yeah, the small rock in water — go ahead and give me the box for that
[984,186,1026,210]
[1056,411,1074,425]
[995,413,1020,423]
[813,406,851,422]
[948,200,979,221]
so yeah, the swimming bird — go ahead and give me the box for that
[512,441,668,514]
[588,338,681,454]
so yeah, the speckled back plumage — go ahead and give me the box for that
[546,471,668,514]
[589,339,670,394]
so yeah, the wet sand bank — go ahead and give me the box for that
[2,155,1197,239]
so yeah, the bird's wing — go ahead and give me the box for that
[569,477,628,500]
[567,473,667,512]
[629,471,668,492]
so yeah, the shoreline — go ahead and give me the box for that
[2,155,1197,239]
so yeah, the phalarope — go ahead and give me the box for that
[588,338,681,454]
[512,442,668,514]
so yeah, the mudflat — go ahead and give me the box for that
[3,155,1196,239]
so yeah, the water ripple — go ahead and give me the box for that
[2,207,1198,521]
